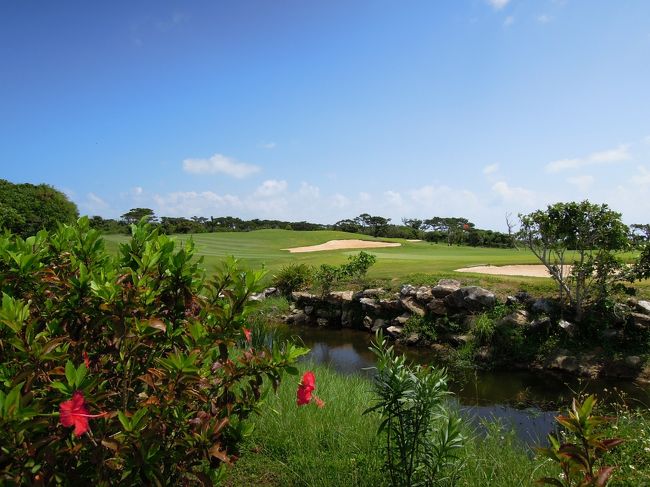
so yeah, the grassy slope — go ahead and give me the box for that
[103,229,649,297]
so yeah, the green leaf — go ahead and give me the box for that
[65,361,76,388]
[75,363,87,387]
[117,411,131,432]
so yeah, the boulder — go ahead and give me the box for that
[304,305,314,316]
[415,286,433,302]
[498,309,531,328]
[636,300,650,315]
[400,284,417,297]
[405,333,420,345]
[427,298,447,315]
[386,325,404,337]
[327,290,355,303]
[371,318,387,333]
[444,286,496,312]
[558,320,577,337]
[316,318,329,327]
[529,315,552,331]
[432,279,461,298]
[362,288,385,298]
[286,310,309,325]
[363,315,373,329]
[359,298,382,314]
[291,291,317,305]
[379,298,402,312]
[631,312,650,330]
[400,297,426,317]
[547,352,579,373]
[393,313,410,326]
[532,298,554,315]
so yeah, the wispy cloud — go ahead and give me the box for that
[632,166,650,186]
[537,14,552,24]
[487,0,510,10]
[491,181,536,206]
[483,163,500,175]
[503,16,515,26]
[545,145,631,173]
[566,174,595,192]
[261,141,277,149]
[182,153,261,178]
[255,179,288,197]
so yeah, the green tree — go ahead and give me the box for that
[120,207,157,225]
[518,201,629,320]
[0,179,78,237]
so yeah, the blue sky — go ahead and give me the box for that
[2,0,650,229]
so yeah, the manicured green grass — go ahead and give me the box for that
[103,229,649,298]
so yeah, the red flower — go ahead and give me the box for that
[297,371,316,406]
[83,351,90,369]
[59,391,106,436]
[242,327,252,343]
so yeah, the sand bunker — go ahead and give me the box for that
[284,239,401,253]
[454,264,572,278]
[406,239,423,242]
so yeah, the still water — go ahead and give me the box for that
[283,325,650,445]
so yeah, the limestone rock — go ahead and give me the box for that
[393,313,410,325]
[532,298,554,315]
[362,288,385,298]
[304,305,314,316]
[427,298,447,315]
[547,353,579,373]
[415,286,433,301]
[432,279,461,298]
[400,297,426,317]
[558,320,577,337]
[359,297,381,314]
[386,325,404,337]
[379,298,402,312]
[400,284,417,297]
[625,355,642,368]
[371,318,387,332]
[631,312,650,330]
[327,290,354,303]
[405,333,420,345]
[363,315,373,329]
[316,318,329,327]
[498,309,531,328]
[636,300,650,315]
[444,286,496,312]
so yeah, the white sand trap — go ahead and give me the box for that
[284,239,401,253]
[406,239,423,242]
[454,264,572,278]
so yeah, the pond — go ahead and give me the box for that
[283,324,650,446]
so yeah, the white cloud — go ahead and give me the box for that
[631,166,650,186]
[82,192,109,213]
[261,142,276,149]
[566,175,595,192]
[537,14,552,23]
[182,153,260,178]
[487,0,510,10]
[491,181,536,206]
[384,190,403,207]
[153,191,242,216]
[483,163,500,175]
[503,16,515,26]
[358,192,371,202]
[331,194,350,209]
[132,186,143,196]
[545,145,631,173]
[298,182,320,199]
[255,179,288,197]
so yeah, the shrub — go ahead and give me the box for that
[404,315,438,342]
[365,333,464,486]
[0,218,308,485]
[313,252,377,295]
[272,263,313,295]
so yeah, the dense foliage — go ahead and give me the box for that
[519,201,631,321]
[0,218,307,485]
[0,179,78,237]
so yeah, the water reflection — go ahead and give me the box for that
[284,324,650,445]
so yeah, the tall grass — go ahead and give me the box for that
[227,364,385,486]
[226,364,559,487]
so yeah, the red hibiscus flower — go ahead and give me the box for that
[297,371,316,406]
[59,391,106,436]
[242,327,252,343]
